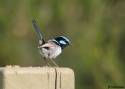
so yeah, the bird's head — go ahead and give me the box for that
[52,36,72,49]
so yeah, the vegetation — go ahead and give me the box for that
[0,0,125,89]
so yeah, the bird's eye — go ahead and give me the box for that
[59,40,66,44]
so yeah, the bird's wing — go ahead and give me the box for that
[38,41,58,48]
[39,43,53,48]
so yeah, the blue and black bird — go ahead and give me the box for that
[31,19,72,67]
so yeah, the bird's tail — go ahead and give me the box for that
[31,18,45,45]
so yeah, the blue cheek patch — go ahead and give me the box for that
[60,36,70,43]
[59,40,66,44]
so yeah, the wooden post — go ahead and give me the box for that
[0,67,74,89]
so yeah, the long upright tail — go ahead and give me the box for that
[31,19,42,40]
[31,18,45,45]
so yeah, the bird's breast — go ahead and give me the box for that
[38,45,62,59]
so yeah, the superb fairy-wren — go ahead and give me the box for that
[31,19,72,67]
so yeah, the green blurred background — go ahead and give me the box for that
[0,0,125,89]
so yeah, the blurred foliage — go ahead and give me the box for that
[0,0,125,89]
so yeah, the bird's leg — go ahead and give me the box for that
[49,57,59,67]
[44,57,51,67]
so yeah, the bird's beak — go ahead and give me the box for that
[70,44,73,46]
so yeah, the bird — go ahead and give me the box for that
[31,18,72,67]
